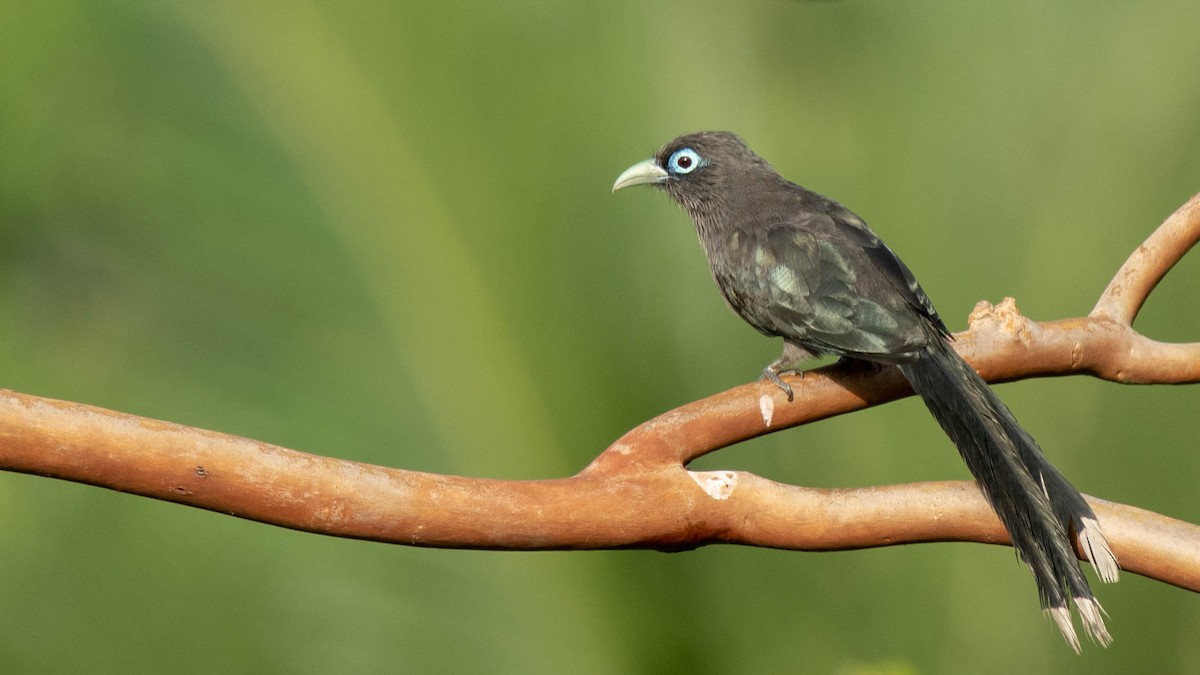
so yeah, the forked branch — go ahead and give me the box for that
[1,194,1198,590]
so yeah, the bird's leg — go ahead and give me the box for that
[762,341,817,402]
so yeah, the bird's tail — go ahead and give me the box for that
[898,336,1119,652]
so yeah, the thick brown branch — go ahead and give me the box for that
[1,389,1197,592]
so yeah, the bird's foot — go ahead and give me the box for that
[761,366,801,402]
[763,342,817,402]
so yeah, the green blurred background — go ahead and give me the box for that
[2,1,1198,672]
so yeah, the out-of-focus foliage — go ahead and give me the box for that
[1,1,1197,672]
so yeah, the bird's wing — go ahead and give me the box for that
[834,211,949,338]
[715,213,943,361]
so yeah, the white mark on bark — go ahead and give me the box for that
[759,394,775,427]
[689,470,739,500]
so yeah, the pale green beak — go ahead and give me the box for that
[612,158,668,192]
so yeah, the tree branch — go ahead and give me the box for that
[1092,191,1200,325]
[2,194,1198,592]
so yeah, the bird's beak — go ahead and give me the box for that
[612,159,668,192]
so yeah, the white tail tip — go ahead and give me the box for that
[1046,606,1081,654]
[1076,596,1113,648]
[1079,517,1120,584]
[1045,597,1113,654]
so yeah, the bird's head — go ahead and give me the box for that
[612,131,777,219]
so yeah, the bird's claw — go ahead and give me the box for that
[762,367,796,402]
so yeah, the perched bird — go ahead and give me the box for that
[613,131,1119,651]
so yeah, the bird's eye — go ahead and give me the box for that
[667,147,704,175]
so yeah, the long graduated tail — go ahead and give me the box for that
[898,336,1119,652]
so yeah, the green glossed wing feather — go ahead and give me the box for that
[716,215,933,362]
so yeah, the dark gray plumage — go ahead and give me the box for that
[614,131,1118,651]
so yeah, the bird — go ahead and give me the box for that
[612,131,1119,652]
